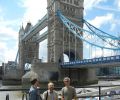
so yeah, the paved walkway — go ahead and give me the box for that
[0,91,23,100]
[0,80,23,100]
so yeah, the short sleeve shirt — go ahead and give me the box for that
[61,86,76,100]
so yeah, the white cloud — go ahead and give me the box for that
[0,6,19,65]
[20,0,47,25]
[0,26,18,40]
[0,17,20,40]
[116,0,120,9]
[94,5,120,12]
[0,41,18,65]
[88,13,113,28]
[110,23,116,31]
[0,42,17,65]
[84,0,107,10]
[0,18,18,65]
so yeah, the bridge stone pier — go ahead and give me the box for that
[20,0,97,85]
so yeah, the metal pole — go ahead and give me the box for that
[63,23,65,62]
[99,86,101,100]
[6,94,9,100]
[22,93,24,100]
[25,93,27,100]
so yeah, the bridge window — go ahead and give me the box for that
[74,0,79,6]
[111,57,114,60]
[116,56,119,59]
[67,0,69,3]
[70,0,72,3]
[64,5,67,10]
[107,57,110,60]
[98,58,102,61]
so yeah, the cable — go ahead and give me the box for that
[57,10,120,50]
[63,23,65,62]
[83,19,120,40]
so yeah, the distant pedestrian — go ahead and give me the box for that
[43,82,58,100]
[29,78,42,100]
[61,77,77,100]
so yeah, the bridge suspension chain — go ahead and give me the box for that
[83,20,119,48]
[57,10,120,51]
[62,23,65,61]
[82,19,120,40]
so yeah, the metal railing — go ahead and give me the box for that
[61,55,120,67]
[0,85,120,100]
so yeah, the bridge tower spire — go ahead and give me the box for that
[18,22,39,75]
[47,0,84,63]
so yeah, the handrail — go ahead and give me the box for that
[1,85,120,100]
[61,55,120,67]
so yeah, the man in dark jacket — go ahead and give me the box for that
[29,78,42,100]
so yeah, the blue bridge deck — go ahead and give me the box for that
[60,55,120,68]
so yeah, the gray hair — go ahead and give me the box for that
[63,77,70,81]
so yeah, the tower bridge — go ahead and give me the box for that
[2,0,120,85]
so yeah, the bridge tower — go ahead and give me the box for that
[18,22,39,75]
[47,0,91,82]
[47,0,83,63]
[47,0,97,83]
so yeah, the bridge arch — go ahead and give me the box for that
[59,49,80,63]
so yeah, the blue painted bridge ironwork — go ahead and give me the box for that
[60,55,120,68]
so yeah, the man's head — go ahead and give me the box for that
[63,77,70,86]
[30,78,40,87]
[48,82,54,91]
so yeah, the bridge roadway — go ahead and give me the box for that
[22,14,48,42]
[61,55,120,68]
[34,30,48,43]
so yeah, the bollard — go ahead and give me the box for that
[99,86,101,100]
[22,93,24,100]
[25,93,28,100]
[6,94,9,100]
[22,92,28,100]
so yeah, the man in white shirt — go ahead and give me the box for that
[43,82,58,100]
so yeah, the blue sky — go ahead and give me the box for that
[0,0,120,65]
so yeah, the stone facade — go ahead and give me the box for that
[47,0,84,63]
[19,23,39,76]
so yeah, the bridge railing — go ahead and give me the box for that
[1,85,120,100]
[61,55,120,67]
